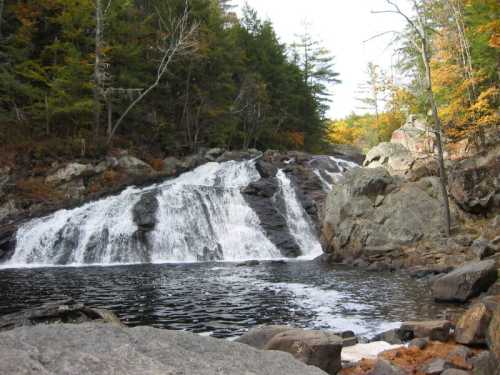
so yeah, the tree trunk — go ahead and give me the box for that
[422,39,451,237]
[0,0,4,39]
[94,0,103,137]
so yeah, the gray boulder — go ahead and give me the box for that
[364,142,415,176]
[236,325,292,349]
[264,329,342,375]
[431,260,498,302]
[368,359,407,375]
[117,156,154,175]
[322,168,451,263]
[0,323,327,375]
[400,320,453,342]
[46,163,96,184]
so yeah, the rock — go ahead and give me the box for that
[471,238,496,260]
[325,143,365,165]
[447,346,473,362]
[0,200,19,223]
[441,370,471,375]
[322,167,451,264]
[391,115,436,155]
[242,178,302,257]
[0,298,122,332]
[448,145,500,214]
[256,159,278,178]
[409,338,429,350]
[236,325,292,349]
[455,300,496,345]
[487,302,500,360]
[163,156,182,175]
[420,358,454,375]
[400,321,453,342]
[469,351,500,375]
[364,142,415,176]
[372,328,408,345]
[46,163,96,184]
[432,260,498,302]
[236,260,260,267]
[264,329,342,375]
[117,156,154,175]
[334,330,358,347]
[0,323,326,375]
[368,359,407,375]
[132,191,159,232]
[204,148,225,161]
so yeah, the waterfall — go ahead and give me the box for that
[6,160,326,268]
[276,170,323,258]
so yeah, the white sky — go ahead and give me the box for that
[233,0,409,119]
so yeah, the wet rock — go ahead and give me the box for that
[409,338,429,350]
[264,329,342,375]
[432,260,498,302]
[0,298,122,332]
[0,323,326,375]
[469,351,499,375]
[242,178,302,257]
[455,299,497,345]
[46,163,96,184]
[255,160,278,178]
[324,143,365,164]
[400,321,453,342]
[236,325,292,349]
[132,192,159,232]
[368,359,407,375]
[236,260,260,267]
[204,148,225,161]
[420,358,454,375]
[372,328,408,345]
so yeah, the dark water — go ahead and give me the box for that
[0,261,462,339]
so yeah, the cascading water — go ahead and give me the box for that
[276,170,323,258]
[5,159,325,268]
[313,156,359,191]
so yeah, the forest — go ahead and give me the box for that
[0,0,338,159]
[328,0,499,152]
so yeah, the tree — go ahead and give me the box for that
[373,0,452,236]
[106,0,198,143]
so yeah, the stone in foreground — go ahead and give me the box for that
[400,320,453,342]
[431,260,498,302]
[264,329,343,375]
[0,323,327,375]
[455,297,498,345]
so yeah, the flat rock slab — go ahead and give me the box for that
[432,260,498,302]
[0,323,328,375]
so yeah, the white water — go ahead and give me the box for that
[5,160,323,268]
[314,156,360,191]
[276,170,323,258]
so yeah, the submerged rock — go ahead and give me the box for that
[0,298,122,332]
[0,323,327,375]
[431,260,498,302]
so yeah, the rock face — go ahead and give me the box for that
[264,330,342,375]
[321,167,451,265]
[0,298,122,332]
[0,323,327,375]
[364,142,415,176]
[448,145,500,214]
[487,302,500,360]
[391,115,436,155]
[431,260,498,302]
[46,163,96,184]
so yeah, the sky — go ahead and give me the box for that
[233,0,409,119]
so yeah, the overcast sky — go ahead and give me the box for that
[233,0,409,119]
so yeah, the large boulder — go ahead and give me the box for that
[400,320,453,342]
[321,167,451,264]
[264,329,342,375]
[0,323,327,375]
[236,325,292,349]
[448,145,500,214]
[431,260,498,302]
[0,298,122,332]
[487,302,500,360]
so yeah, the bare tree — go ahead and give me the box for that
[373,0,452,236]
[107,1,198,144]
[0,0,4,39]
